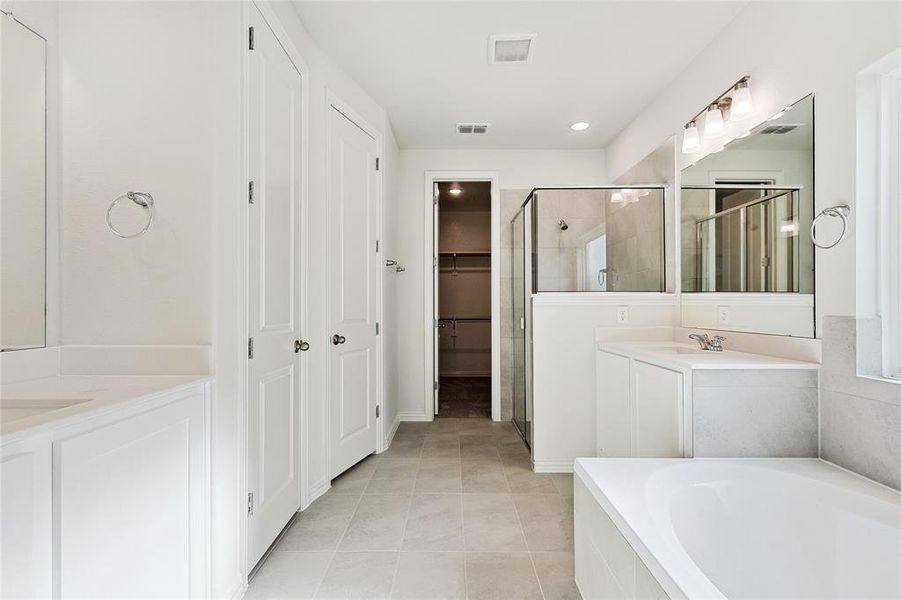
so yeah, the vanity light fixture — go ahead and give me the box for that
[704,104,725,137]
[680,75,753,153]
[731,80,754,117]
[570,121,590,131]
[448,182,463,196]
[681,121,700,153]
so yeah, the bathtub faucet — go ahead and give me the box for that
[688,333,725,351]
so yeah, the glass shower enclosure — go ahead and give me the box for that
[509,186,667,446]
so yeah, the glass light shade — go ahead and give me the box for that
[681,122,700,153]
[731,83,753,117]
[704,105,724,137]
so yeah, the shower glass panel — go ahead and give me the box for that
[526,187,666,292]
[511,209,527,443]
[683,187,803,292]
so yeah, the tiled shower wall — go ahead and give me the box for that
[819,316,901,490]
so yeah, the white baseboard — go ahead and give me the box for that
[533,460,575,474]
[385,414,401,447]
[397,410,433,422]
[0,346,60,383]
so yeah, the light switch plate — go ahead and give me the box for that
[616,306,629,324]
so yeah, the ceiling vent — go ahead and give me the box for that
[456,122,490,134]
[489,33,536,64]
[760,124,800,135]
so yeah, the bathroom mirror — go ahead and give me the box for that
[680,94,814,337]
[1,16,47,351]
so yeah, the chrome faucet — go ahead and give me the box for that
[688,333,725,351]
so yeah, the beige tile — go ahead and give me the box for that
[403,494,464,551]
[504,461,557,494]
[339,495,411,551]
[415,460,463,493]
[513,495,574,552]
[315,552,397,599]
[379,437,424,460]
[391,552,466,600]
[462,459,509,492]
[549,473,574,497]
[329,460,377,495]
[366,459,420,494]
[278,495,360,551]
[245,551,333,600]
[464,552,542,600]
[531,552,581,600]
[421,437,461,460]
[461,443,501,462]
[463,494,527,551]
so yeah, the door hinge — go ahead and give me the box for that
[248,26,254,50]
[375,322,380,335]
[375,239,380,253]
[375,405,380,418]
[375,157,380,171]
[434,381,439,391]
[248,180,254,204]
[248,337,254,359]
[247,492,254,516]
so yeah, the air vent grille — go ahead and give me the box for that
[457,122,490,134]
[760,124,800,135]
[489,33,536,64]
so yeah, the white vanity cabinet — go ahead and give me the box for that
[596,350,686,458]
[0,377,209,599]
[1,435,53,599]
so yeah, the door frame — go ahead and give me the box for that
[423,171,501,421]
[324,89,386,475]
[238,0,310,579]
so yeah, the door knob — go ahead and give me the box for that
[331,334,346,345]
[295,339,310,353]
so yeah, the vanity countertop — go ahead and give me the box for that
[0,374,211,438]
[595,341,820,371]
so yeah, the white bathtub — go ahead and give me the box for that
[574,458,901,599]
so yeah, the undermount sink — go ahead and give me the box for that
[0,397,93,423]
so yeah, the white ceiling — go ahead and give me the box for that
[292,1,747,150]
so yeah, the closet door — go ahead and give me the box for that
[328,105,379,478]
[246,7,303,569]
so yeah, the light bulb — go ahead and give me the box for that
[448,183,463,196]
[704,105,724,137]
[681,121,700,153]
[731,81,753,118]
[611,191,624,204]
[570,121,590,131]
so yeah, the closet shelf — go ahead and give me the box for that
[438,250,491,256]
[438,316,491,322]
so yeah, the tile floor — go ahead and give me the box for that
[437,377,492,419]
[246,419,580,599]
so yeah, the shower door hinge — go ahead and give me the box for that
[248,180,254,204]
[375,405,380,418]
[248,26,254,50]
[375,157,380,171]
[247,492,254,516]
[248,337,254,359]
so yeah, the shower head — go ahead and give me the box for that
[558,219,569,231]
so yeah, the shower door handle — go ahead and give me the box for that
[331,334,346,345]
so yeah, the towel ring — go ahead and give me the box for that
[810,204,850,249]
[107,191,154,238]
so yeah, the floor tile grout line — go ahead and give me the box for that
[388,491,416,597]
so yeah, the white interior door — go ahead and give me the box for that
[246,9,302,569]
[328,105,378,478]
[433,182,440,415]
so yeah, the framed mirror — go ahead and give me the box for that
[680,94,814,337]
[1,15,47,351]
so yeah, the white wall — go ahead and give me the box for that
[389,149,606,419]
[604,1,901,332]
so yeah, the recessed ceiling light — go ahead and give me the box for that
[448,183,463,196]
[570,121,590,131]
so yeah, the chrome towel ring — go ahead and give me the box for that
[107,191,154,238]
[811,204,850,249]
